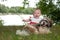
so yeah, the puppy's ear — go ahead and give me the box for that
[48,20,53,27]
[46,17,53,28]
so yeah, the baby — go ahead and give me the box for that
[23,8,45,34]
[23,8,44,25]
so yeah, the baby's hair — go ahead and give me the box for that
[33,8,41,14]
[35,8,40,10]
[35,8,41,12]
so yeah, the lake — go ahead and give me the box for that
[0,14,33,26]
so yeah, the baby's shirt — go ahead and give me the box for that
[29,15,44,24]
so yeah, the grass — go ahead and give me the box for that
[0,25,60,40]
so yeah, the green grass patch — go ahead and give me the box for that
[0,25,60,40]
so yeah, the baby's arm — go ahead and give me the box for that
[23,19,31,22]
[23,16,31,22]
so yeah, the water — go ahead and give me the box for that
[0,14,32,26]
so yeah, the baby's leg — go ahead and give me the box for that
[23,24,39,34]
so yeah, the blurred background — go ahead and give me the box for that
[0,0,60,40]
[0,0,60,26]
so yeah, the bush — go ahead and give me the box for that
[0,20,3,27]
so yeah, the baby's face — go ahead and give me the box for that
[33,10,41,18]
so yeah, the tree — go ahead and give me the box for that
[49,8,60,22]
[22,8,34,14]
[37,0,56,15]
[36,0,60,22]
[50,0,60,22]
[0,4,9,13]
[23,0,29,8]
[57,0,60,8]
[1,0,7,2]
[9,7,17,13]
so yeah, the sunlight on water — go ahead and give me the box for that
[0,14,32,26]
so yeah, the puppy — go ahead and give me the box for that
[37,17,53,34]
[23,17,53,34]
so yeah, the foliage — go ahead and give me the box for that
[37,0,60,22]
[23,0,29,8]
[0,20,3,26]
[50,8,60,22]
[22,8,34,14]
[0,4,34,14]
[0,4,9,13]
[37,0,57,14]
[9,7,17,13]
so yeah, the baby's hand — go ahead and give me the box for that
[22,19,30,22]
[22,19,26,21]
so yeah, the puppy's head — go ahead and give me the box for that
[39,17,53,28]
